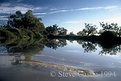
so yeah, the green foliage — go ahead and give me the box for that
[45,24,67,36]
[82,42,97,53]
[84,23,97,36]
[58,27,67,35]
[77,23,97,36]
[6,28,22,38]
[99,22,121,37]
[100,22,117,31]
[45,24,58,35]
[0,29,17,39]
[100,31,117,41]
[68,32,75,36]
[45,39,67,49]
[77,22,121,37]
[20,28,33,40]
[0,10,45,43]
[77,29,87,36]
[7,10,45,32]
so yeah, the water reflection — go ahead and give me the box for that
[1,38,121,58]
[99,45,121,55]
[0,38,121,65]
[0,38,121,81]
[77,41,97,53]
[0,38,45,65]
[45,39,67,49]
[45,39,121,55]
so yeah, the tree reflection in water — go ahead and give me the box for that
[1,38,121,65]
[98,42,121,55]
[77,40,97,53]
[0,38,45,65]
[80,41,97,53]
[77,40,121,55]
[45,39,67,49]
[45,39,121,55]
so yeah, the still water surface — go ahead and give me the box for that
[0,39,121,81]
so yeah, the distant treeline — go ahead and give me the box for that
[1,10,121,40]
[45,23,121,37]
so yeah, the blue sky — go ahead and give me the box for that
[0,0,121,33]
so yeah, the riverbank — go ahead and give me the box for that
[47,35,121,43]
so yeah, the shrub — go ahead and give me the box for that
[100,31,117,41]
[0,29,17,39]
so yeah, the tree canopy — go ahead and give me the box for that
[7,10,45,32]
[45,24,67,36]
[99,22,121,37]
[77,23,97,36]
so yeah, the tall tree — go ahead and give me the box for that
[7,10,45,32]
[45,24,58,36]
[77,23,97,36]
[99,22,121,37]
[100,22,113,31]
[77,29,87,36]
[58,27,67,35]
[68,32,75,36]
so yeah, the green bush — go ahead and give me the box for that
[6,28,22,38]
[0,29,17,39]
[100,31,117,41]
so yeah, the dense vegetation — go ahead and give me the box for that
[1,10,121,56]
[45,24,67,36]
[0,10,45,41]
[45,22,121,38]
[1,10,121,41]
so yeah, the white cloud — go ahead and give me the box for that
[49,9,69,14]
[34,7,42,10]
[104,6,118,9]
[48,6,121,14]
[36,15,45,18]
[34,12,47,15]
[0,16,8,20]
[75,7,103,11]
[34,7,48,10]
[0,3,49,21]
[0,3,46,14]
[0,3,33,14]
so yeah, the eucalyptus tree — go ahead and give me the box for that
[99,22,121,37]
[77,23,97,36]
[45,24,67,36]
[7,10,45,32]
[84,23,97,36]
